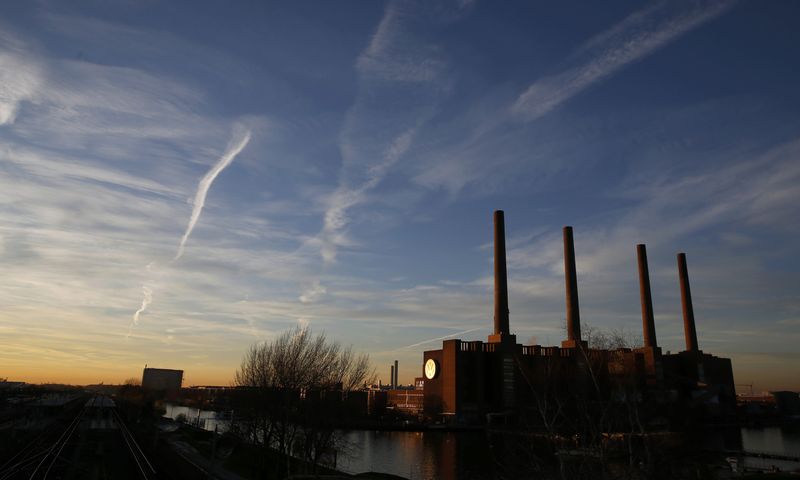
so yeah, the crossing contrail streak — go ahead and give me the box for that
[400,327,483,349]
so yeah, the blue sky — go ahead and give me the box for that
[1,0,798,389]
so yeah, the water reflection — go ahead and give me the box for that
[338,427,800,479]
[338,430,493,480]
[741,426,800,456]
[739,426,800,473]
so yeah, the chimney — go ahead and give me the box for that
[563,226,582,342]
[493,210,510,336]
[637,244,658,348]
[390,365,395,389]
[394,360,399,387]
[677,253,699,352]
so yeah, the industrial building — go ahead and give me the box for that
[422,211,735,424]
[141,367,183,393]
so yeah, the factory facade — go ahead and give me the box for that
[422,211,735,424]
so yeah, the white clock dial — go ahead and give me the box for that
[424,359,438,380]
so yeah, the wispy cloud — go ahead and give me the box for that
[320,128,417,263]
[356,11,445,84]
[0,26,43,125]
[315,1,456,264]
[512,0,735,121]
[0,53,41,125]
[408,1,736,196]
[298,280,327,304]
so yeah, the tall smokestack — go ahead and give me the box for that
[563,226,581,342]
[394,360,398,387]
[390,365,395,389]
[677,253,699,352]
[493,210,510,336]
[637,244,658,348]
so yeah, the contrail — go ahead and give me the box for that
[133,286,153,325]
[511,1,734,122]
[127,125,251,338]
[126,285,152,339]
[400,327,483,350]
[174,126,251,262]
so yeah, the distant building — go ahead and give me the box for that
[738,391,800,417]
[387,389,424,415]
[142,367,183,392]
[737,393,776,405]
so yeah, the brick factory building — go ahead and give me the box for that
[422,211,735,424]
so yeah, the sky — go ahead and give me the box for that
[1,0,798,391]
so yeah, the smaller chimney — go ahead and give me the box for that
[390,365,395,389]
[563,226,582,342]
[637,244,658,348]
[493,210,510,336]
[488,211,517,346]
[677,253,699,352]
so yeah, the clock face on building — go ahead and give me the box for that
[424,359,438,380]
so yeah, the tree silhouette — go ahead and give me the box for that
[232,326,373,477]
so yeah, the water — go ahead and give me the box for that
[337,430,494,480]
[739,426,800,473]
[741,426,800,456]
[338,427,800,479]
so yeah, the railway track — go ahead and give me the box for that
[0,397,87,480]
[112,407,156,479]
[0,395,158,480]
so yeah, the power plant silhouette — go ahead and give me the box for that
[422,210,735,424]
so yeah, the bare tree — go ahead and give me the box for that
[504,324,658,479]
[232,326,374,477]
[581,323,640,351]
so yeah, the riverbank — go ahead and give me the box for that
[124,416,416,480]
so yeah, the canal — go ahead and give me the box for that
[162,406,799,478]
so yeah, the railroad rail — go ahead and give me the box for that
[0,395,158,479]
[112,407,157,479]
[0,397,88,480]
